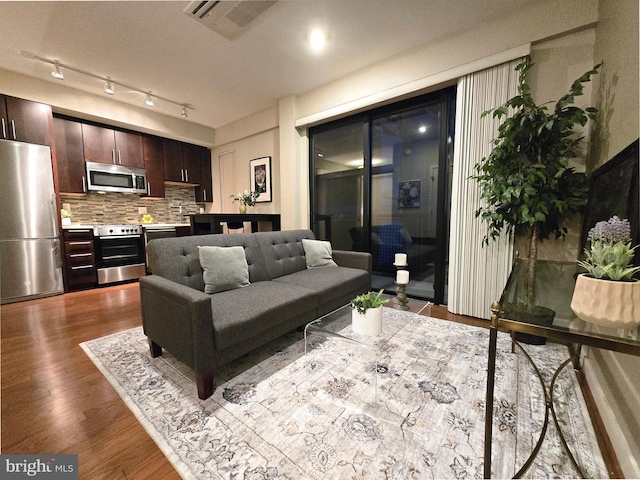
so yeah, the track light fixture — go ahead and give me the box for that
[51,63,64,80]
[20,50,193,118]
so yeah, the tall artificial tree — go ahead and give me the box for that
[473,58,600,308]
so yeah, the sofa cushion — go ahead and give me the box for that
[255,230,316,280]
[198,246,250,294]
[210,281,319,350]
[146,233,270,291]
[302,238,337,268]
[272,266,370,312]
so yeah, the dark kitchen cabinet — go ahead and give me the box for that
[0,94,51,146]
[62,228,97,291]
[142,135,165,198]
[53,117,86,195]
[195,148,213,202]
[163,138,203,185]
[82,123,144,168]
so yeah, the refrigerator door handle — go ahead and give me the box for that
[53,239,62,269]
[1,118,5,138]
[50,194,59,236]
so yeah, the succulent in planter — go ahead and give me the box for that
[473,58,600,311]
[578,216,640,281]
[351,289,389,336]
[350,289,389,314]
[572,216,640,328]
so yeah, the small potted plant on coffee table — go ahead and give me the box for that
[350,289,389,336]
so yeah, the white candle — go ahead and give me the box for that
[396,270,409,284]
[394,253,407,266]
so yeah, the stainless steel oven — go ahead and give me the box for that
[93,224,146,285]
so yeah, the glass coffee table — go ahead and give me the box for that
[304,297,431,402]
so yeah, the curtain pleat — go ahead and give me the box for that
[448,59,523,319]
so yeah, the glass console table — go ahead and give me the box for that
[483,259,640,478]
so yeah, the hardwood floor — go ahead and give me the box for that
[1,283,620,478]
[1,283,181,479]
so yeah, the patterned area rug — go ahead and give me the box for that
[80,308,607,479]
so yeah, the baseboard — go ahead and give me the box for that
[582,350,640,478]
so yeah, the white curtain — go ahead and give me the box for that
[448,59,523,319]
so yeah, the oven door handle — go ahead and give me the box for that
[98,235,142,240]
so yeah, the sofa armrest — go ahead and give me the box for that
[139,275,215,374]
[333,250,372,273]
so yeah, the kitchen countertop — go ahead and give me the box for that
[141,223,191,228]
[61,223,191,230]
[61,224,95,230]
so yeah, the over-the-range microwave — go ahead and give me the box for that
[86,161,147,194]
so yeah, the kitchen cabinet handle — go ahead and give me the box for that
[82,176,86,193]
[71,265,94,270]
[181,168,184,182]
[203,189,207,202]
[112,149,116,164]
[118,150,122,164]
[1,118,5,138]
[147,182,151,196]
[185,169,189,183]
[10,120,16,140]
[68,241,92,245]
[70,253,92,258]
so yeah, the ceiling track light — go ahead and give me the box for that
[51,63,64,80]
[20,50,194,118]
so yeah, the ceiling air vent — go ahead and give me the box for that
[184,1,279,40]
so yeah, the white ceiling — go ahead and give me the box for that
[0,1,535,130]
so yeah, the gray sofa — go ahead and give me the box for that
[139,229,371,399]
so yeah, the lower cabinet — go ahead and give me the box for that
[63,228,97,291]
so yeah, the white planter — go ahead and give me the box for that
[351,306,383,336]
[570,274,640,328]
[61,217,71,226]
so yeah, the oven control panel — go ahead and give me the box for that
[93,224,143,237]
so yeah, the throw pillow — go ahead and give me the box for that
[302,238,338,268]
[198,246,250,294]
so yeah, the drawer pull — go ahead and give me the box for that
[71,265,94,270]
[68,241,92,245]
[70,253,92,258]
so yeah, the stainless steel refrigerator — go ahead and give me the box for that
[0,139,63,303]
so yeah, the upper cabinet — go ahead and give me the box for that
[53,117,86,195]
[142,135,165,198]
[195,149,213,203]
[163,139,204,186]
[82,123,144,168]
[0,94,51,146]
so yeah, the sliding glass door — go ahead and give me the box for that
[310,89,455,304]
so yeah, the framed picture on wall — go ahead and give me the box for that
[398,180,421,208]
[250,156,272,202]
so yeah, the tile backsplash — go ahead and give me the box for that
[61,185,199,225]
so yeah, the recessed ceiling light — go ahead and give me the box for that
[418,125,427,134]
[308,28,327,53]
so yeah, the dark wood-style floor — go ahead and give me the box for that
[1,283,622,478]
